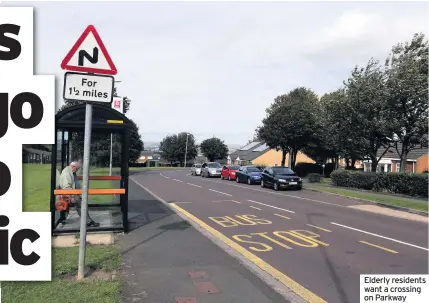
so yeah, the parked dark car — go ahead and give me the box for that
[260,166,302,190]
[235,165,263,185]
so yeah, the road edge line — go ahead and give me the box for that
[130,177,322,303]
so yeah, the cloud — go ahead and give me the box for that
[9,1,428,145]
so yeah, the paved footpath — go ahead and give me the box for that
[118,173,290,303]
[127,170,428,303]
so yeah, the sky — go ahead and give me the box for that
[5,1,429,146]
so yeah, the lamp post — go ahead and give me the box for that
[184,133,189,168]
[109,80,122,176]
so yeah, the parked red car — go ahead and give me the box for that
[221,165,241,181]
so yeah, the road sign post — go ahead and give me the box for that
[61,24,118,280]
[110,97,124,175]
[77,102,92,280]
[184,133,189,168]
[109,134,113,176]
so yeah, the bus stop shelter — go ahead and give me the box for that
[50,103,131,235]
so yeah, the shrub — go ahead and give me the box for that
[308,173,321,183]
[331,170,428,198]
[345,166,363,171]
[373,173,428,197]
[331,170,378,190]
[129,162,147,167]
[294,162,322,177]
[323,163,336,177]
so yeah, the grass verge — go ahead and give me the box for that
[1,246,122,303]
[23,164,118,211]
[306,185,428,212]
[3,164,124,302]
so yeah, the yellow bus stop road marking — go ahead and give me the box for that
[359,240,398,254]
[249,206,262,210]
[306,224,332,233]
[274,213,290,219]
[170,203,327,303]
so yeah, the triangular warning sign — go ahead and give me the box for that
[61,25,117,75]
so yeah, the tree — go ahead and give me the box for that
[257,117,290,167]
[159,133,198,166]
[385,33,429,172]
[200,137,228,162]
[314,88,366,168]
[159,134,178,165]
[129,119,144,163]
[343,59,393,172]
[257,87,320,169]
[176,132,198,166]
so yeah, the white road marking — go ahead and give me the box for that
[306,224,332,233]
[191,174,344,208]
[209,189,232,196]
[187,183,202,188]
[274,214,291,220]
[249,206,262,210]
[248,200,295,213]
[173,179,183,182]
[160,173,170,179]
[212,200,242,204]
[330,222,429,251]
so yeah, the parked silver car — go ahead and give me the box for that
[191,164,202,176]
[201,162,222,177]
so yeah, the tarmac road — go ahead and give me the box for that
[130,170,428,303]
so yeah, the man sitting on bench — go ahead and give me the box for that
[59,161,100,227]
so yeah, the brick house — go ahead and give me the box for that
[22,147,52,164]
[363,144,428,173]
[228,141,314,167]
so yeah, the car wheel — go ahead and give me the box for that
[298,186,302,190]
[273,182,279,191]
[228,175,231,181]
[261,180,265,188]
[236,176,240,183]
[247,178,252,185]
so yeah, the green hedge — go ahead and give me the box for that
[308,173,321,183]
[294,162,322,177]
[331,170,428,198]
